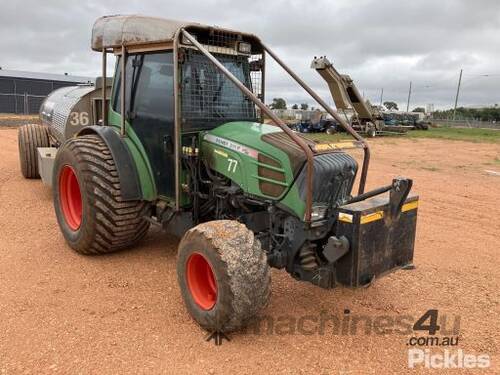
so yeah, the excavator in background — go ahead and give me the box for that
[311,56,408,137]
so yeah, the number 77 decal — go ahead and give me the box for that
[227,158,238,173]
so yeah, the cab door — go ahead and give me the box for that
[127,51,175,198]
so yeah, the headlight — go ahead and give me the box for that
[238,42,252,54]
[310,205,328,221]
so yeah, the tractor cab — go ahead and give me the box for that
[92,16,266,203]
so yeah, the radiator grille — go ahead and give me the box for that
[295,152,358,208]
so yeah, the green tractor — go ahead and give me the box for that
[18,15,418,333]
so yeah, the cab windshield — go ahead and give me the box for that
[180,50,257,131]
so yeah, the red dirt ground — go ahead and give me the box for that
[0,128,498,374]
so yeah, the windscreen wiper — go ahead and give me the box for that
[128,55,144,120]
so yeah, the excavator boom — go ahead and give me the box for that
[311,56,374,121]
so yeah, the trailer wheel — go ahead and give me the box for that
[18,124,50,178]
[52,134,150,255]
[177,220,271,333]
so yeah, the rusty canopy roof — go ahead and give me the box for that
[91,15,261,51]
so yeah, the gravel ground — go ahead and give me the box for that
[0,114,40,127]
[0,128,498,374]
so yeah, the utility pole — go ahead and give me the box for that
[379,88,384,107]
[406,81,412,112]
[453,69,463,120]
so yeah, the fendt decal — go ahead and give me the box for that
[213,148,228,158]
[204,134,258,159]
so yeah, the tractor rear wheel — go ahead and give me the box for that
[52,134,150,254]
[18,123,50,178]
[177,220,271,333]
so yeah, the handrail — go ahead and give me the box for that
[120,44,126,137]
[180,29,315,222]
[173,30,182,211]
[101,48,107,126]
[261,43,370,195]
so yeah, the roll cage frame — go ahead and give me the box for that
[99,27,371,223]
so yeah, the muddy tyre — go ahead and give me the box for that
[177,220,271,333]
[52,134,150,255]
[18,124,50,178]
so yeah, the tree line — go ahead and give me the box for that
[432,106,500,121]
[269,97,500,122]
[269,98,309,110]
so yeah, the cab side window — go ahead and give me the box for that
[111,52,174,119]
[130,53,174,120]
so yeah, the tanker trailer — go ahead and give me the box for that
[18,78,111,184]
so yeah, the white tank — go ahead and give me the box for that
[39,79,111,143]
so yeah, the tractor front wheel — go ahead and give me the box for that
[177,220,271,332]
[52,134,150,254]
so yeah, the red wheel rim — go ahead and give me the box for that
[59,165,82,231]
[186,253,218,310]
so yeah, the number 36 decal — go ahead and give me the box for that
[69,112,89,126]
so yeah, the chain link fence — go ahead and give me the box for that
[432,118,500,130]
[0,92,47,114]
[0,75,89,115]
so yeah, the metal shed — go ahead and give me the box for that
[0,69,92,114]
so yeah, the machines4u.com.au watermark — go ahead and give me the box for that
[205,308,492,370]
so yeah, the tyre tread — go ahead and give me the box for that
[18,124,50,178]
[55,134,150,254]
[179,220,271,332]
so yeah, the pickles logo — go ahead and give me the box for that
[408,349,490,369]
[407,310,491,369]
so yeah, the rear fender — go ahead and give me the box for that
[76,126,154,201]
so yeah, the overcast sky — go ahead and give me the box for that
[1,0,499,110]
